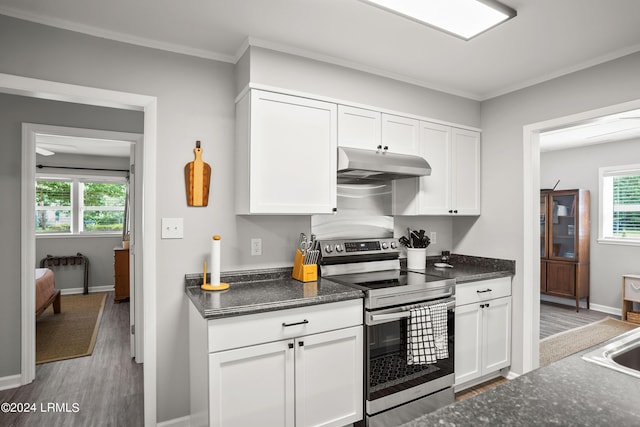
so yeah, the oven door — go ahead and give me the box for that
[364,298,455,417]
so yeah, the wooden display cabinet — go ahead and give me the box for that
[540,189,590,311]
[114,247,130,302]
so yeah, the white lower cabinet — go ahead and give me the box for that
[190,299,363,427]
[454,277,512,387]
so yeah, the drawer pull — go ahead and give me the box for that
[477,288,492,294]
[288,343,294,349]
[631,281,640,291]
[282,319,309,327]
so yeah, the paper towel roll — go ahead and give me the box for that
[210,235,221,286]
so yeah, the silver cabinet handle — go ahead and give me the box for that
[282,319,309,327]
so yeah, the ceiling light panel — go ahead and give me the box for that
[359,0,516,40]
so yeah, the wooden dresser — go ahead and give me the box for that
[114,247,130,302]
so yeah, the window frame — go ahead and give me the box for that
[35,174,127,237]
[598,163,640,246]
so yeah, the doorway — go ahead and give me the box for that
[523,98,640,372]
[2,72,158,426]
[28,124,143,362]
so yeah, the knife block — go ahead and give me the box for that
[292,249,317,283]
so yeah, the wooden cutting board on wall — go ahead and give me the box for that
[184,141,211,206]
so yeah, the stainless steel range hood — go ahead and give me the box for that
[337,147,431,184]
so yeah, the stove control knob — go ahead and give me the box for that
[324,244,334,253]
[335,244,344,252]
[382,242,389,249]
[390,241,397,249]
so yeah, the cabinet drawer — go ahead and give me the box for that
[207,299,363,353]
[624,276,640,302]
[456,277,511,306]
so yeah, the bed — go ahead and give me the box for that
[35,268,61,318]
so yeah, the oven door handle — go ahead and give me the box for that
[367,300,455,325]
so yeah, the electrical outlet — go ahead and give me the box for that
[161,218,183,239]
[251,238,262,256]
[430,231,437,245]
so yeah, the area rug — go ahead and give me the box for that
[539,317,639,367]
[36,292,107,364]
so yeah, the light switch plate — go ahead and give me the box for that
[162,218,184,239]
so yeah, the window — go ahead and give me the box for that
[36,177,127,235]
[36,180,72,233]
[599,164,640,245]
[80,182,126,232]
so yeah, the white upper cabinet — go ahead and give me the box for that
[337,107,421,156]
[451,128,481,215]
[381,113,420,155]
[337,105,381,150]
[394,122,480,216]
[235,90,337,214]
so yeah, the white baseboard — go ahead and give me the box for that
[589,303,621,317]
[60,285,115,295]
[157,415,191,427]
[0,374,22,391]
[540,295,620,317]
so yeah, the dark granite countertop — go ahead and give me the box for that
[185,267,363,319]
[405,254,515,284]
[400,343,640,427]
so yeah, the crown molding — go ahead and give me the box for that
[0,6,236,63]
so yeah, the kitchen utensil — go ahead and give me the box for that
[184,140,211,207]
[399,236,411,247]
[434,262,453,268]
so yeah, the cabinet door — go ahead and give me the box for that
[209,340,294,427]
[482,296,511,374]
[338,105,381,150]
[417,121,452,215]
[540,192,549,258]
[548,191,578,260]
[540,260,547,293]
[454,303,483,385]
[247,90,337,214]
[451,128,481,215]
[546,261,576,297]
[381,113,420,155]
[393,121,451,215]
[295,327,363,427]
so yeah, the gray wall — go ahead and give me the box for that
[541,138,640,309]
[0,15,481,423]
[470,51,640,374]
[0,91,142,377]
[4,11,640,423]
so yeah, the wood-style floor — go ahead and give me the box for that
[539,300,611,339]
[0,292,143,427]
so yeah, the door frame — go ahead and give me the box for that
[522,97,640,373]
[23,123,143,360]
[1,72,158,426]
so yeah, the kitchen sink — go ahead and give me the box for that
[582,327,640,378]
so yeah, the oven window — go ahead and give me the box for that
[367,309,454,401]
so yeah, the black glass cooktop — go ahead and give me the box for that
[328,269,450,291]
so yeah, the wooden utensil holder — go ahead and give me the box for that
[292,249,317,283]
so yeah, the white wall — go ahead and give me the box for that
[541,138,640,309]
[248,46,481,127]
[471,51,640,375]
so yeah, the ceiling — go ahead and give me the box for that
[2,0,640,101]
[4,0,640,152]
[36,134,131,158]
